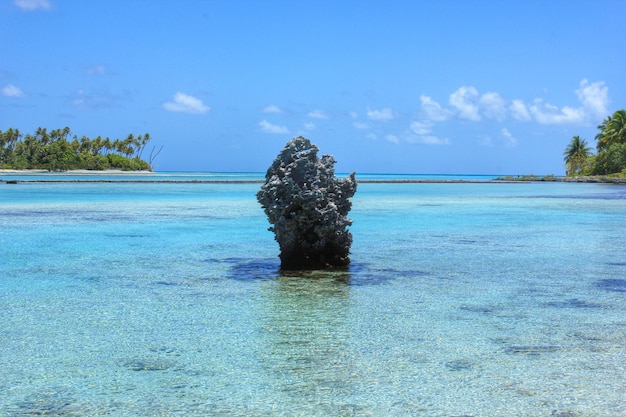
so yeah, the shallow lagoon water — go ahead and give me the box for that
[0,175,625,416]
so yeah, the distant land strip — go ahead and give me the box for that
[3,177,626,184]
[3,178,496,184]
[2,179,491,184]
[0,178,626,185]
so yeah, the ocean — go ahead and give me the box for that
[0,173,624,416]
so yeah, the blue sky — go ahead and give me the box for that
[1,0,625,174]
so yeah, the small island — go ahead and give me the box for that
[562,109,626,180]
[497,109,626,184]
[0,127,159,172]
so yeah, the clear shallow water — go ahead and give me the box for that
[0,177,625,416]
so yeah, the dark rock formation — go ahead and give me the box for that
[257,136,357,270]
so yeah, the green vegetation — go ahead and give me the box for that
[563,135,591,175]
[564,109,626,178]
[0,127,161,171]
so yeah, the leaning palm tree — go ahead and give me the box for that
[564,135,591,175]
[596,109,626,151]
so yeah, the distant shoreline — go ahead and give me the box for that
[3,179,626,185]
[1,170,625,184]
[493,175,626,184]
[0,169,153,175]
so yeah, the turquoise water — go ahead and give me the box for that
[1,175,625,416]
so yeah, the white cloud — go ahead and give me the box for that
[500,128,517,147]
[385,134,399,144]
[576,79,608,118]
[259,120,289,134]
[510,99,531,121]
[307,109,329,119]
[304,122,316,131]
[529,98,586,124]
[163,92,210,114]
[527,79,609,125]
[424,89,502,122]
[262,104,282,114]
[14,0,51,10]
[449,86,481,121]
[366,107,394,121]
[353,121,370,130]
[1,84,24,97]
[415,79,608,127]
[479,92,506,121]
[406,135,450,145]
[420,95,452,121]
[409,121,433,135]
[349,111,358,119]
[408,121,449,144]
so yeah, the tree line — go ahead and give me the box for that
[564,109,626,176]
[0,127,161,171]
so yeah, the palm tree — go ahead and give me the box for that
[118,135,135,158]
[91,136,104,155]
[564,135,591,175]
[596,109,626,151]
[79,136,91,154]
[135,133,150,159]
[102,137,113,155]
[35,127,50,146]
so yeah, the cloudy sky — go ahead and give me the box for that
[1,0,624,174]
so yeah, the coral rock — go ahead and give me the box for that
[257,136,357,270]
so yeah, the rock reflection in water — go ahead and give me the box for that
[257,271,356,409]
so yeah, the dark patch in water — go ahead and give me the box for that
[121,358,175,371]
[349,264,429,286]
[551,411,578,417]
[545,298,603,309]
[504,345,561,356]
[1,210,60,218]
[567,331,602,342]
[154,280,186,287]
[595,278,626,292]
[228,259,281,281]
[607,261,626,266]
[149,346,178,355]
[208,257,428,286]
[456,239,478,245]
[460,305,497,314]
[14,387,79,416]
[445,359,474,371]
